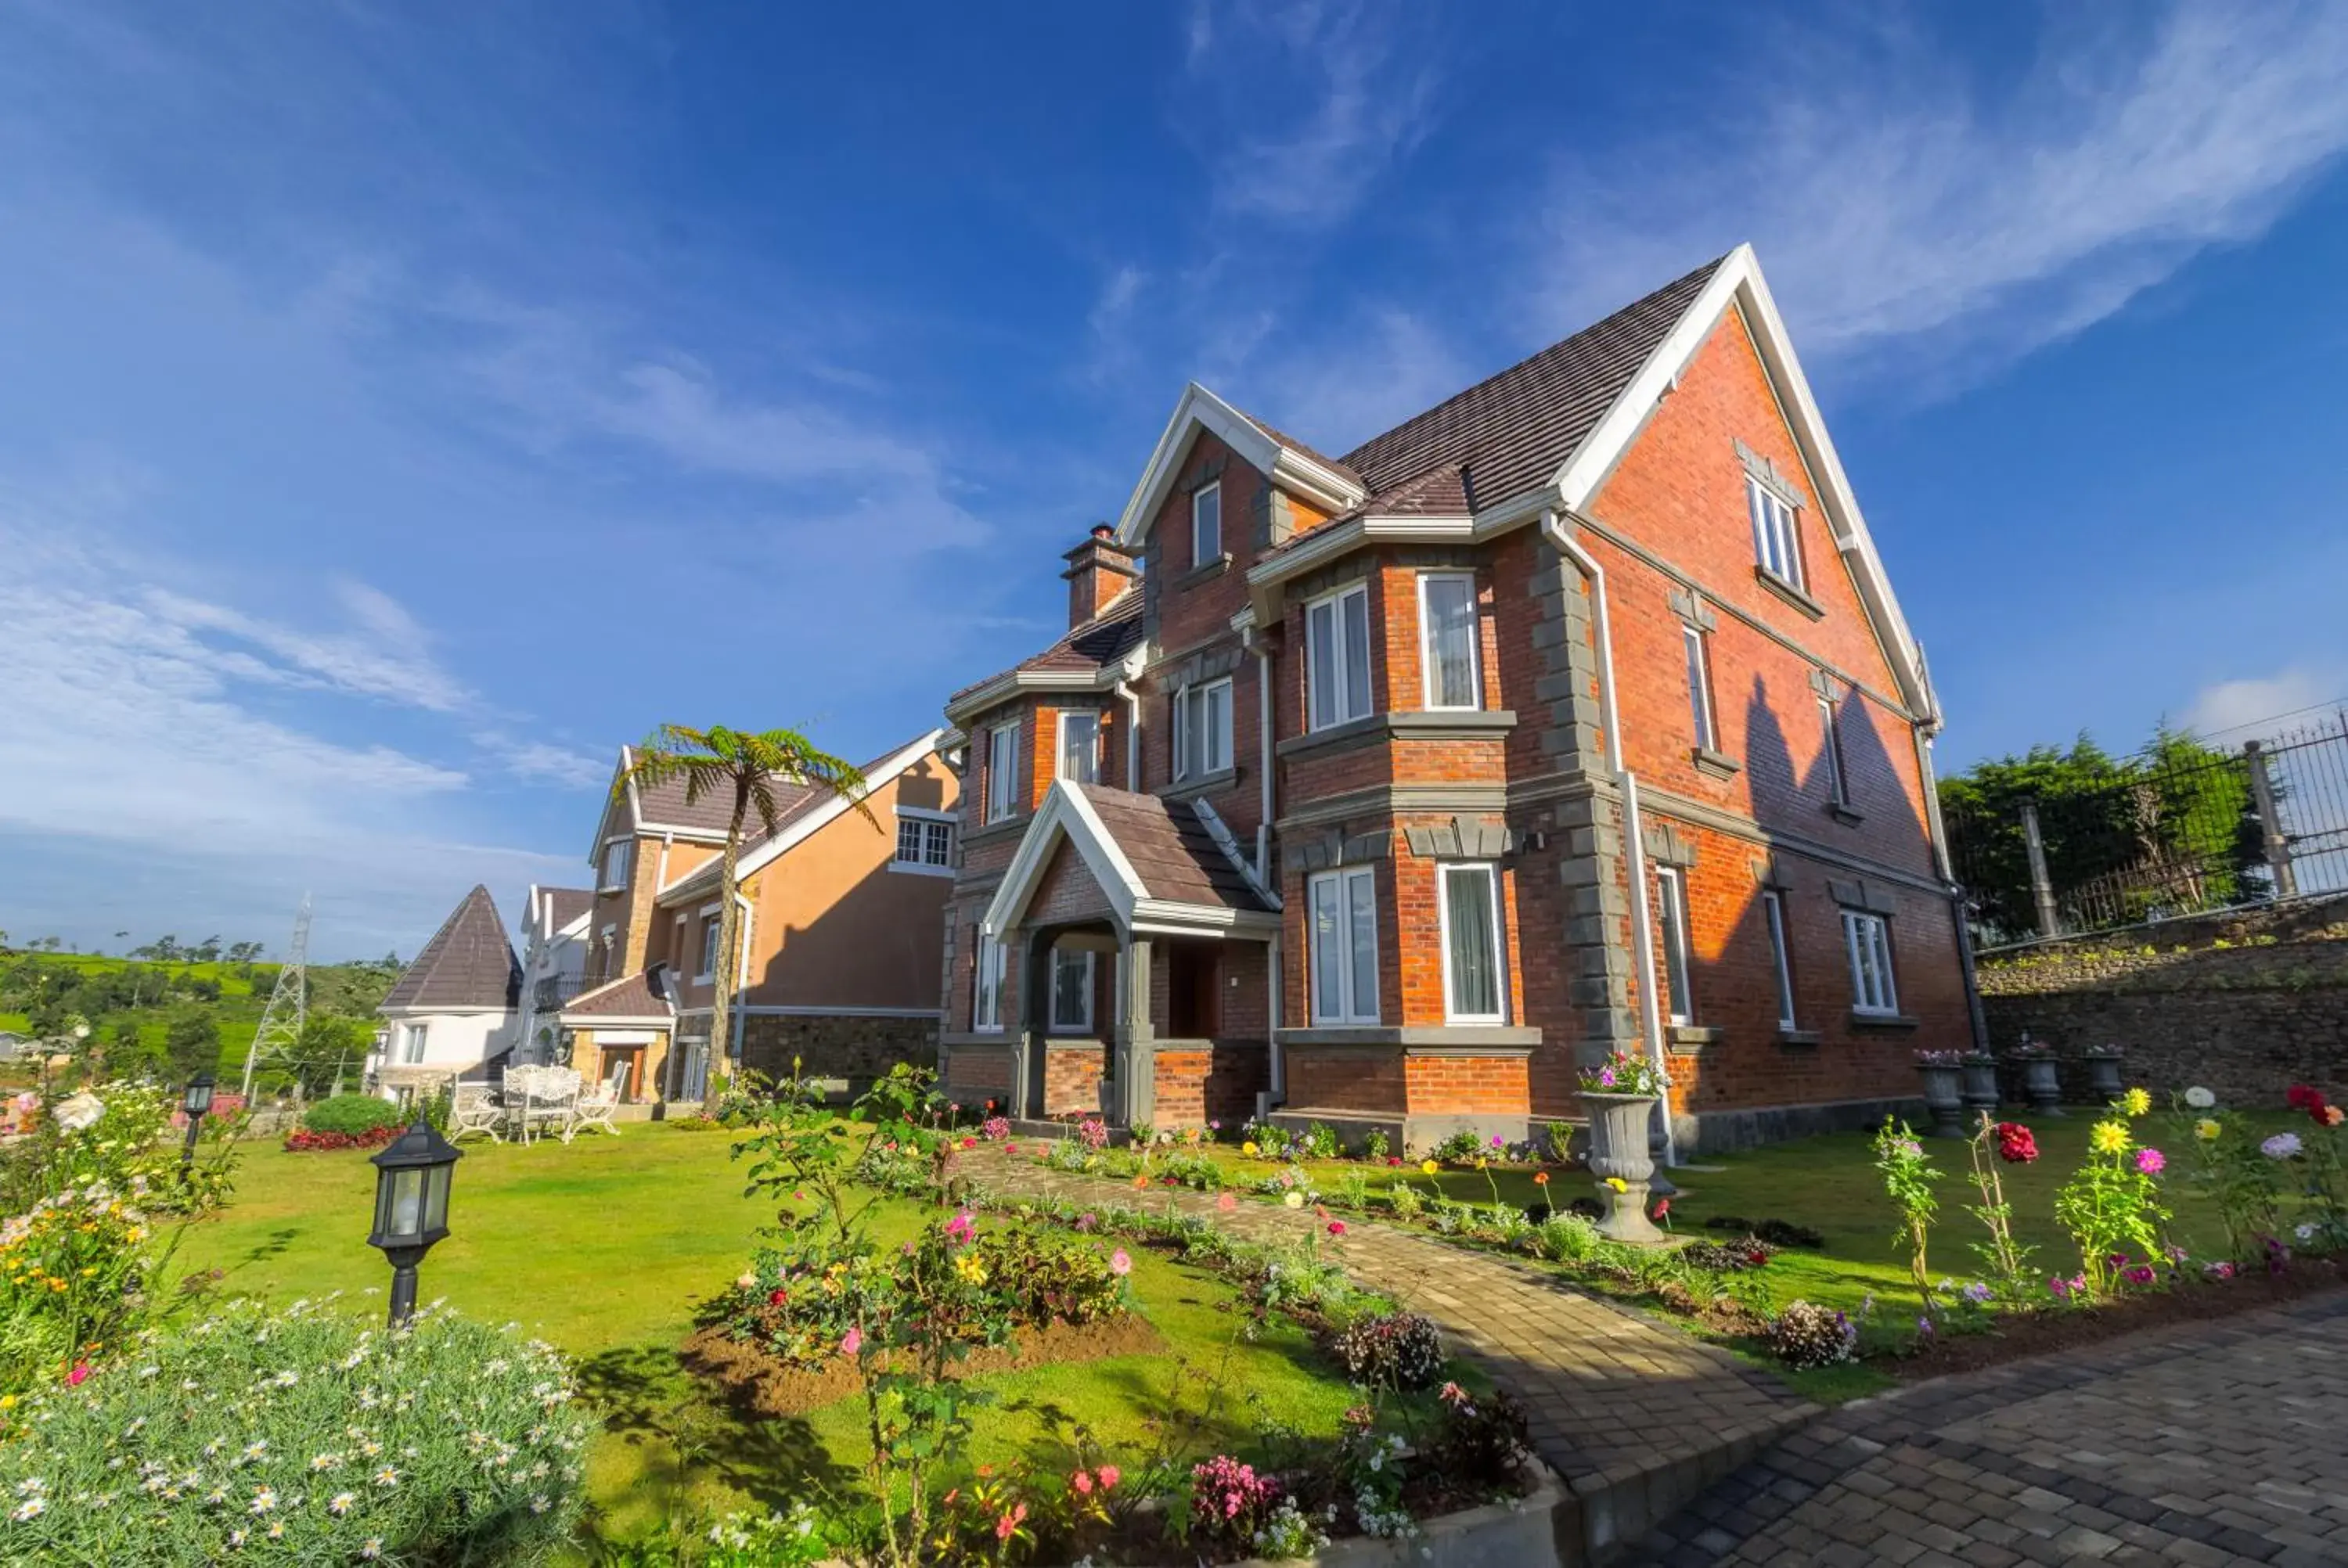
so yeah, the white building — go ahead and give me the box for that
[513,884,594,1067]
[371,885,523,1102]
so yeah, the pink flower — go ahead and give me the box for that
[1439,1380,1469,1406]
[1216,1191,1237,1212]
[1071,1470,1093,1495]
[943,1210,975,1243]
[1327,1220,1347,1237]
[66,1361,89,1386]
[840,1327,862,1358]
[1109,1249,1132,1276]
[2135,1147,2166,1175]
[1097,1465,1119,1490]
[994,1502,1028,1541]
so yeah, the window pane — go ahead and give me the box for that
[1307,601,1336,729]
[1053,951,1090,1030]
[1342,588,1371,721]
[1658,871,1692,1023]
[1423,576,1478,708]
[1748,480,1770,570]
[1764,893,1795,1028]
[1819,700,1845,804]
[1194,484,1220,564]
[897,818,924,862]
[1443,866,1500,1018]
[1684,626,1712,750]
[1206,682,1230,772]
[1346,869,1378,1023]
[1310,876,1343,1021]
[1061,714,1098,783]
[924,821,953,866]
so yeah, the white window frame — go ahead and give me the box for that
[1190,480,1223,568]
[985,723,1020,823]
[1748,475,1803,588]
[1050,949,1096,1034]
[600,840,631,892]
[972,930,1007,1032]
[1172,677,1233,781]
[1306,865,1380,1025]
[1655,865,1694,1025]
[1417,572,1482,711]
[399,1022,429,1065]
[697,916,721,985]
[1762,889,1797,1030]
[1819,693,1849,806]
[1435,861,1507,1023]
[1843,909,1899,1016]
[1305,582,1374,732]
[890,808,956,876]
[1684,624,1716,752]
[1057,710,1102,785]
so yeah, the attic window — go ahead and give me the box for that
[1748,476,1804,589]
[1190,481,1222,568]
[600,840,630,892]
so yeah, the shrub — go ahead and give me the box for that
[973,1225,1132,1325]
[1768,1300,1858,1368]
[1362,1129,1391,1163]
[0,1297,593,1565]
[1334,1309,1445,1390]
[1302,1122,1339,1160]
[301,1094,406,1138]
[1428,1129,1486,1165]
[1187,1455,1281,1552]
[1531,1211,1600,1263]
[1429,1382,1531,1490]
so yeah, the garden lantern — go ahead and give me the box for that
[178,1071,214,1172]
[366,1115,462,1327]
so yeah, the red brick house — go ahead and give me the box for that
[936,246,1975,1156]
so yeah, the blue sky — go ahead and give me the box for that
[4,1,2347,960]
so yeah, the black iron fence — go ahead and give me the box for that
[1945,712,2348,948]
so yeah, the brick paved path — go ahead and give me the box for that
[966,1155,1816,1556]
[1626,1290,2348,1567]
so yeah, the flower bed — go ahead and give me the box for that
[282,1124,400,1153]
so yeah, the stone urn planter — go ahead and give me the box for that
[1583,1092,1666,1243]
[2083,1048,2125,1102]
[1960,1053,2000,1117]
[1914,1061,1968,1138]
[2018,1056,2065,1115]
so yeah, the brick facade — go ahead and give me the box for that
[938,257,1972,1156]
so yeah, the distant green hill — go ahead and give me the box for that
[0,948,399,1086]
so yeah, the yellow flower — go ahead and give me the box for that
[2090,1120,2130,1155]
[1421,1160,1439,1176]
[2121,1088,2152,1117]
[1604,1176,1628,1192]
[1475,1157,1489,1171]
[2195,1118,2221,1142]
[1242,1142,1258,1157]
[954,1253,988,1286]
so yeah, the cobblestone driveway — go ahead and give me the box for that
[1630,1291,2348,1566]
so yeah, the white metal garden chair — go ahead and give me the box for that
[448,1082,506,1144]
[506,1065,582,1146]
[567,1079,620,1141]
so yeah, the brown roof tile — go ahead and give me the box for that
[537,887,595,933]
[562,966,675,1020]
[633,767,818,835]
[1078,786,1272,914]
[949,590,1144,706]
[382,886,521,1012]
[1338,255,1727,513]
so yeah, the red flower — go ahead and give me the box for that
[1327,1220,1347,1237]
[1747,1249,1769,1267]
[1993,1122,2039,1163]
[2286,1084,2323,1111]
[768,1287,788,1305]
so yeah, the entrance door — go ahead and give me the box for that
[604,1047,644,1102]
[1168,942,1220,1038]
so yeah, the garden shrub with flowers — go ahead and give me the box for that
[0,1295,593,1566]
[298,1094,409,1141]
[1332,1310,1445,1391]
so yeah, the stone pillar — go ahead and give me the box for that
[1112,933,1155,1128]
[1010,929,1048,1120]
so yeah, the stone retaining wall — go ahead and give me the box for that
[1975,894,2348,1104]
[734,1012,939,1097]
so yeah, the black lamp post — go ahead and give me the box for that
[366,1116,462,1327]
[178,1071,214,1174]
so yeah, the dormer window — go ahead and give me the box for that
[1305,583,1374,731]
[1748,475,1803,589]
[600,840,630,892]
[1190,481,1222,568]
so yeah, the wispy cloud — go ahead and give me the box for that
[142,581,471,713]
[1536,2,2348,381]
[1187,0,1440,231]
[1251,304,1471,455]
[2181,669,2348,741]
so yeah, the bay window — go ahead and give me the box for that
[972,931,1007,1031]
[1418,573,1481,710]
[1305,583,1374,731]
[985,723,1020,822]
[1438,862,1505,1022]
[1057,710,1101,785]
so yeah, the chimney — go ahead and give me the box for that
[1061,523,1139,628]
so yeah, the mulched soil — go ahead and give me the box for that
[1882,1257,2348,1381]
[681,1314,1168,1418]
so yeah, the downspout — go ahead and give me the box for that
[1914,727,1991,1054]
[1115,679,1141,789]
[1540,508,1677,1167]
[1248,627,1284,1103]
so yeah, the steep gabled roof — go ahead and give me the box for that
[382,886,520,1012]
[981,782,1278,939]
[1338,257,1727,515]
[531,886,595,937]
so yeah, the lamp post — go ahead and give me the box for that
[179,1071,215,1174]
[366,1117,462,1328]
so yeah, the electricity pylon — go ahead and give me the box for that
[239,895,310,1099]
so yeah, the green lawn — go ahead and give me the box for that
[170,1126,1374,1544]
